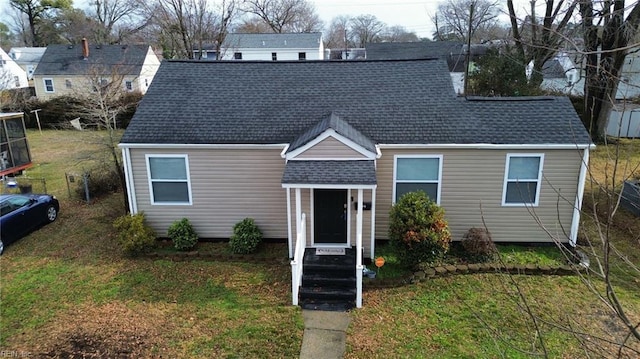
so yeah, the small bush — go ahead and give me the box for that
[388,191,451,268]
[113,213,156,256]
[229,218,263,254]
[74,168,122,200]
[168,218,199,250]
[461,227,497,263]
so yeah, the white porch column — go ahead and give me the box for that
[286,188,292,258]
[356,188,363,308]
[295,188,302,238]
[370,187,376,259]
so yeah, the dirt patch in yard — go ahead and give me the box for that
[31,302,170,358]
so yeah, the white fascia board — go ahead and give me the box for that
[282,183,377,190]
[377,143,595,150]
[285,129,376,160]
[118,143,288,150]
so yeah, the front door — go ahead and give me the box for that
[314,189,348,245]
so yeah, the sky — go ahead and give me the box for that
[310,0,532,39]
[0,0,534,41]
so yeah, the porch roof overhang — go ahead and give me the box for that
[281,160,377,189]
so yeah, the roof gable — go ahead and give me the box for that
[287,113,377,159]
[33,44,152,76]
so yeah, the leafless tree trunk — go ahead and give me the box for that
[507,0,578,86]
[579,0,640,138]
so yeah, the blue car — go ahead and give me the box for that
[0,194,60,254]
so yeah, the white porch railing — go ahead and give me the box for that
[290,213,306,306]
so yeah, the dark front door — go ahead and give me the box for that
[314,189,348,245]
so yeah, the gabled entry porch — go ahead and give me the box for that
[283,160,377,309]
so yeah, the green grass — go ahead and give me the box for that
[497,244,566,266]
[2,131,639,358]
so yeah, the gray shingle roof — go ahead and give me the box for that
[121,59,592,146]
[282,160,377,185]
[366,41,463,60]
[223,33,322,49]
[33,44,151,76]
[542,59,567,79]
[288,112,376,153]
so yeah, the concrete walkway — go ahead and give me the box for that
[299,310,351,359]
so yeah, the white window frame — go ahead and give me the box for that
[392,154,443,205]
[124,80,133,92]
[43,78,54,93]
[502,153,544,207]
[145,154,193,205]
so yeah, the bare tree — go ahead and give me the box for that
[579,1,640,138]
[350,14,385,47]
[64,64,138,211]
[431,0,501,42]
[241,0,323,33]
[381,25,421,42]
[146,0,214,59]
[9,0,72,46]
[507,0,579,87]
[89,0,151,44]
[324,15,353,50]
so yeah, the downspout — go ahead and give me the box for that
[570,148,590,246]
[121,147,137,214]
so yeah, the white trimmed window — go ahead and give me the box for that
[502,154,544,206]
[43,78,54,92]
[124,80,133,91]
[146,155,192,205]
[393,155,442,204]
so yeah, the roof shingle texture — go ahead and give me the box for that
[121,59,592,146]
[288,112,376,153]
[282,160,377,185]
[34,44,150,76]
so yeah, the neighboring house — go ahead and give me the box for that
[365,41,487,94]
[33,39,160,100]
[196,33,324,61]
[8,47,46,85]
[531,53,581,96]
[0,49,29,90]
[120,59,592,308]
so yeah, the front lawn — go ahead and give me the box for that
[1,130,638,357]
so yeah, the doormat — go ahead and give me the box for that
[315,248,345,255]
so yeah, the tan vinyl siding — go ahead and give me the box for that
[376,148,583,243]
[130,148,288,238]
[296,136,367,159]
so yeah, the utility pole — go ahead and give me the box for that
[463,1,475,96]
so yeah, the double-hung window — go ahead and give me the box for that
[502,154,544,206]
[146,155,192,204]
[43,78,54,93]
[393,155,442,204]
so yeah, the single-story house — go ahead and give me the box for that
[119,58,593,308]
[33,39,159,100]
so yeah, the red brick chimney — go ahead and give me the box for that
[82,38,89,59]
